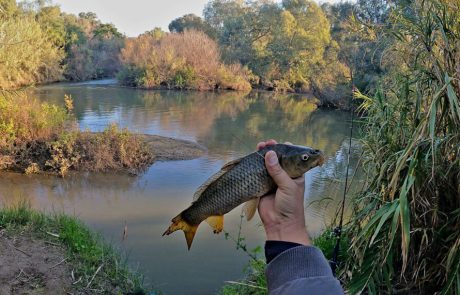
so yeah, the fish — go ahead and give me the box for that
[162,143,325,249]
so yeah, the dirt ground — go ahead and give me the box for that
[142,134,207,161]
[0,230,73,295]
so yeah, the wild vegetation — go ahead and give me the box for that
[0,203,148,294]
[0,93,154,176]
[342,1,460,293]
[0,0,391,108]
[118,30,251,90]
[218,0,460,293]
[1,0,459,293]
[0,0,123,89]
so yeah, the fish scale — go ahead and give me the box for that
[183,153,273,225]
[162,144,325,249]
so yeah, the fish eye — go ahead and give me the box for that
[301,154,309,161]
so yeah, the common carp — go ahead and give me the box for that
[163,143,325,249]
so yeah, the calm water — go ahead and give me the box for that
[0,80,361,294]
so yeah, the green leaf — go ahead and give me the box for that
[445,73,460,122]
[369,201,398,246]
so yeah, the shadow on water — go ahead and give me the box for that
[0,82,362,294]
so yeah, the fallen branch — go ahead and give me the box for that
[224,280,267,290]
[86,263,104,288]
[72,277,82,285]
[49,258,67,269]
[45,231,60,238]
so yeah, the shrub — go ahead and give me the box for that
[0,15,63,89]
[0,93,70,145]
[119,30,251,90]
[0,94,154,176]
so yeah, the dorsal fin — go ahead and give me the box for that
[221,157,243,170]
[193,157,243,201]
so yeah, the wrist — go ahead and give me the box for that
[264,221,310,246]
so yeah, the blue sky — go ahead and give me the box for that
[53,0,338,37]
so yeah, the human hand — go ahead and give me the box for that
[257,140,310,246]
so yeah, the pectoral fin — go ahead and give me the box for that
[243,197,260,221]
[163,214,199,250]
[206,215,224,234]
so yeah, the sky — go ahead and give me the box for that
[53,0,337,37]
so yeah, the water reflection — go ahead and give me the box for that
[0,82,362,294]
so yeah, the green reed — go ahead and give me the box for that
[342,1,460,293]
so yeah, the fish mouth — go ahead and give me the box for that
[317,154,326,166]
[308,149,325,167]
[307,149,325,166]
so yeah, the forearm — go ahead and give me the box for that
[265,242,344,294]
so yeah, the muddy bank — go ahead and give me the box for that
[0,132,206,176]
[0,206,148,294]
[0,231,72,295]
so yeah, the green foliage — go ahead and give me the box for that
[220,258,267,295]
[205,0,350,106]
[168,13,215,37]
[63,13,124,81]
[117,66,147,87]
[343,1,460,293]
[313,229,348,263]
[0,203,148,293]
[0,1,124,89]
[0,4,63,89]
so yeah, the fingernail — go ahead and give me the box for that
[267,151,278,165]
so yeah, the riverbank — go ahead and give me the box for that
[0,92,206,176]
[0,130,206,177]
[0,204,149,294]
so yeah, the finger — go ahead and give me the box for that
[293,176,305,186]
[284,141,293,145]
[265,151,293,188]
[258,194,274,210]
[256,142,266,150]
[265,139,277,146]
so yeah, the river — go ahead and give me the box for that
[0,80,361,294]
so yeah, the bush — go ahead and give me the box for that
[119,30,251,90]
[0,94,154,176]
[0,93,70,145]
[0,15,63,89]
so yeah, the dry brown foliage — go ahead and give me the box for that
[119,30,251,90]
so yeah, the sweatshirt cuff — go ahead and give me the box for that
[265,245,333,291]
[265,240,303,263]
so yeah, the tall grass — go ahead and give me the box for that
[343,1,460,293]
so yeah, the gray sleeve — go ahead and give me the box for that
[265,246,344,295]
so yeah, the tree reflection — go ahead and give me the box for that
[32,85,350,159]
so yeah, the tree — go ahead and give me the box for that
[0,8,63,88]
[168,14,214,37]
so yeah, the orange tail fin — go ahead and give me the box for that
[162,215,199,250]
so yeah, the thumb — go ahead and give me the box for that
[265,151,292,188]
